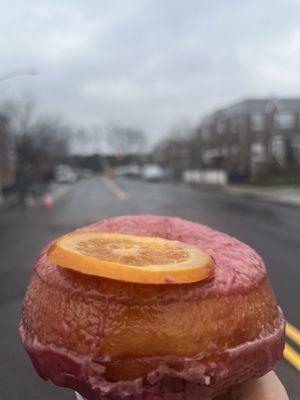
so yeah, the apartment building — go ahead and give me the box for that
[196,98,300,177]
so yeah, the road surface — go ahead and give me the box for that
[0,176,299,399]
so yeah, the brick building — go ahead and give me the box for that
[194,98,300,177]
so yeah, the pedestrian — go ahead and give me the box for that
[15,162,28,206]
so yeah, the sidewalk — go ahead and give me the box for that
[224,184,300,206]
[0,183,70,211]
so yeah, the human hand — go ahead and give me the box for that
[230,371,289,399]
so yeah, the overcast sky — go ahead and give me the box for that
[1,0,300,145]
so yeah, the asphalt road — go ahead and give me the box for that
[0,176,299,400]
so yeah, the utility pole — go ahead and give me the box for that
[0,68,38,207]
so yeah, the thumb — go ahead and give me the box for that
[230,371,289,400]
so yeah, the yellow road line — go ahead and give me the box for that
[284,342,300,371]
[286,321,300,346]
[103,178,128,201]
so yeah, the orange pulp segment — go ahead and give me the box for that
[47,232,214,284]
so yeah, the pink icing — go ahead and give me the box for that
[35,215,266,300]
[81,215,266,295]
[20,314,285,400]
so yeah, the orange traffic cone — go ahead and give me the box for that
[42,194,54,209]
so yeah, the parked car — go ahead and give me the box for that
[54,165,77,183]
[142,164,165,182]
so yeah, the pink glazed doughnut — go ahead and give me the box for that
[19,215,285,400]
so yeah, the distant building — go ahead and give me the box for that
[0,114,16,189]
[195,98,300,177]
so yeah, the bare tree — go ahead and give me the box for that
[1,98,71,163]
[1,97,35,138]
[106,126,147,156]
[25,115,70,161]
[0,96,73,201]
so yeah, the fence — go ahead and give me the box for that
[183,169,227,186]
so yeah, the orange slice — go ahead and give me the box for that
[47,232,214,284]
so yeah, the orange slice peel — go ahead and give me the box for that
[47,232,214,284]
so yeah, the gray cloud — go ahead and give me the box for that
[1,0,300,144]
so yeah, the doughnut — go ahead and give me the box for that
[19,215,285,399]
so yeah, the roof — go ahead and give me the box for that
[212,98,300,119]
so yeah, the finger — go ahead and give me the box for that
[230,371,289,400]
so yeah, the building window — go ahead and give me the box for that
[216,121,226,135]
[230,145,238,155]
[274,113,294,129]
[251,142,265,162]
[271,136,285,165]
[230,118,238,133]
[202,126,210,139]
[293,136,300,148]
[221,146,229,156]
[250,113,264,131]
